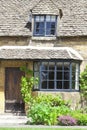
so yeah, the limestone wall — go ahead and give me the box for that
[56,36,87,71]
[0,37,30,46]
[0,36,87,72]
[0,60,33,113]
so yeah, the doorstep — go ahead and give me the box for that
[0,113,28,125]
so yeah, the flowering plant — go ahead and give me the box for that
[58,115,77,126]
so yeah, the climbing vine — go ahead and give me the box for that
[20,66,38,104]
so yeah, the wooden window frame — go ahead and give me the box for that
[33,15,57,37]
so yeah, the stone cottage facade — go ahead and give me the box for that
[0,0,87,113]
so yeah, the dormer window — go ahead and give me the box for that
[33,15,57,36]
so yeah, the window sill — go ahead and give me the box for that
[33,89,79,92]
[32,36,57,41]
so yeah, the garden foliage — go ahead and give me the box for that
[20,66,87,126]
[80,65,87,99]
[58,115,77,126]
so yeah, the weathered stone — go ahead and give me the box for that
[0,46,83,61]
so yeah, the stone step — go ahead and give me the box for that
[0,113,28,125]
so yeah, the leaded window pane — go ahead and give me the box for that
[33,61,80,91]
[40,16,44,21]
[57,81,62,89]
[51,16,56,22]
[46,16,50,21]
[48,81,54,89]
[35,16,40,21]
[34,15,57,36]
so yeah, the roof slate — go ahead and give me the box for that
[31,0,59,15]
[0,46,83,60]
[0,0,87,36]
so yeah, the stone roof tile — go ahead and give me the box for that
[0,0,87,36]
[0,46,83,60]
[31,0,59,15]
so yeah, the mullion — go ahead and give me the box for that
[44,16,46,36]
[47,62,49,89]
[54,62,57,90]
[70,62,72,90]
[40,61,42,90]
[62,62,64,89]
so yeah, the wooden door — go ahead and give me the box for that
[5,67,25,113]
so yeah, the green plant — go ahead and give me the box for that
[80,65,87,99]
[70,110,87,126]
[27,102,58,125]
[33,94,70,107]
[27,94,71,125]
[58,115,77,126]
[73,113,87,126]
[56,105,71,117]
[20,66,38,104]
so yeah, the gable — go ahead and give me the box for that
[31,0,59,15]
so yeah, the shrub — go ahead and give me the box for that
[26,94,71,125]
[80,65,87,99]
[71,111,87,126]
[20,66,38,104]
[58,115,77,126]
[33,94,70,107]
[27,102,58,125]
[56,105,71,117]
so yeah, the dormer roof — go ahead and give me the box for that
[31,0,59,15]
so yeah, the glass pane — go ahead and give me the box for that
[49,62,55,70]
[50,29,55,35]
[72,71,75,80]
[40,16,44,21]
[46,30,51,35]
[72,80,79,90]
[46,22,51,28]
[48,81,54,89]
[36,22,44,29]
[72,63,76,72]
[57,81,62,89]
[49,71,54,80]
[51,16,56,22]
[46,22,55,35]
[35,22,44,35]
[36,22,40,29]
[57,72,62,80]
[35,16,40,21]
[42,81,47,89]
[64,72,69,80]
[64,62,70,70]
[46,22,51,35]
[41,62,48,81]
[75,81,79,90]
[72,80,75,89]
[34,72,39,78]
[64,81,69,89]
[34,62,40,71]
[41,62,48,70]
[57,62,63,71]
[51,23,55,29]
[41,71,48,80]
[46,15,50,21]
